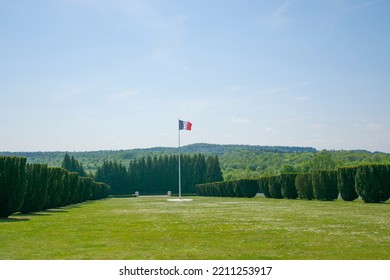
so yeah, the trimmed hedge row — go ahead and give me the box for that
[355,164,390,203]
[295,173,313,200]
[0,156,111,218]
[312,171,338,201]
[196,164,390,203]
[195,179,258,198]
[337,167,359,201]
[0,156,27,218]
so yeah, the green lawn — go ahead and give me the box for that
[0,196,389,260]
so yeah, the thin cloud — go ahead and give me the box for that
[50,85,88,102]
[366,123,383,130]
[265,127,278,134]
[312,123,323,129]
[295,96,310,101]
[346,0,382,11]
[256,0,298,29]
[109,90,138,102]
[231,116,251,124]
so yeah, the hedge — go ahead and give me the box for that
[195,179,258,198]
[295,173,313,200]
[337,167,359,201]
[312,170,339,201]
[258,177,271,198]
[0,156,111,217]
[0,156,27,218]
[355,164,390,203]
[20,164,49,214]
[268,176,282,199]
[279,173,298,199]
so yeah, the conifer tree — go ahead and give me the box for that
[0,156,27,218]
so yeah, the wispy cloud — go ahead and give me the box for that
[346,0,382,11]
[231,116,251,124]
[265,127,279,134]
[50,85,88,102]
[295,96,310,101]
[109,90,138,102]
[256,0,298,29]
[312,123,323,129]
[366,123,383,130]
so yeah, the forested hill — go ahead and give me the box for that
[0,143,316,164]
[2,143,390,179]
[179,143,317,155]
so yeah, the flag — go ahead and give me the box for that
[179,120,192,131]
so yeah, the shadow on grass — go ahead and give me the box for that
[0,217,29,223]
[43,209,69,213]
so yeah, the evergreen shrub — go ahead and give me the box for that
[295,173,313,200]
[337,167,359,201]
[312,170,338,201]
[355,164,390,203]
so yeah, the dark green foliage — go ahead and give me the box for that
[61,153,86,177]
[206,155,224,182]
[91,182,110,200]
[268,176,283,199]
[195,179,258,198]
[295,173,313,200]
[0,156,27,218]
[337,167,359,201]
[58,171,70,207]
[68,172,80,204]
[237,179,259,198]
[312,170,338,201]
[279,173,298,199]
[258,177,271,198]
[96,154,222,195]
[80,177,93,201]
[20,164,48,213]
[95,161,129,195]
[0,156,110,217]
[355,164,390,203]
[45,167,66,209]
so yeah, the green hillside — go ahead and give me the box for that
[2,144,390,179]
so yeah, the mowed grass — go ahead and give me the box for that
[0,196,389,260]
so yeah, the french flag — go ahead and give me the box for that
[179,120,192,131]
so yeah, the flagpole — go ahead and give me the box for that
[178,119,182,199]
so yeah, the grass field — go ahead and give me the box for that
[0,196,389,260]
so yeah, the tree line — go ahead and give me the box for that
[95,154,223,195]
[3,145,390,180]
[196,164,390,203]
[0,156,110,218]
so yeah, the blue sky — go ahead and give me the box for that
[1,0,389,152]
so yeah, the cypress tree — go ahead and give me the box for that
[68,172,80,204]
[20,164,48,213]
[295,173,313,200]
[258,177,271,198]
[45,167,65,209]
[0,156,27,218]
[279,173,298,199]
[337,167,359,201]
[355,164,390,203]
[206,155,223,183]
[312,170,338,201]
[62,153,86,177]
[62,153,72,171]
[268,175,283,199]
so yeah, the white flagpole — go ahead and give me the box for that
[178,119,182,199]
